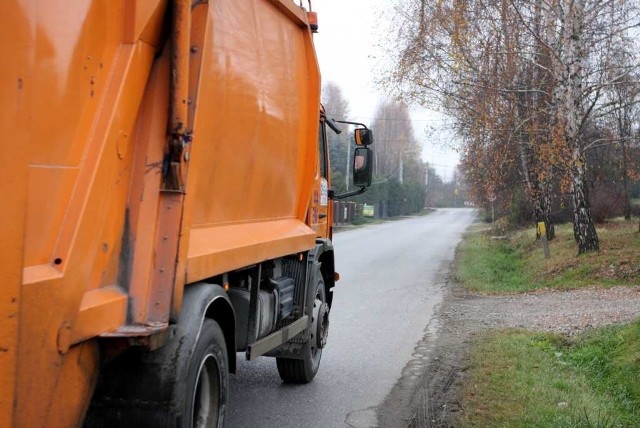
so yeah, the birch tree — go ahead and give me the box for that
[524,0,640,252]
[383,0,640,253]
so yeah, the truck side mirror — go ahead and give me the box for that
[353,147,373,187]
[354,128,373,146]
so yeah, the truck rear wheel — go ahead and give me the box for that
[185,319,228,428]
[87,318,228,427]
[276,276,328,383]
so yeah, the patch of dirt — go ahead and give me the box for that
[593,258,640,280]
[537,258,581,278]
[377,281,640,428]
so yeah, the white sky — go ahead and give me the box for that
[312,0,460,181]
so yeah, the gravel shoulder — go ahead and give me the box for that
[377,279,640,427]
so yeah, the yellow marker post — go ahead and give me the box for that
[537,222,546,236]
[538,222,550,259]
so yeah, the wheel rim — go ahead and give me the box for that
[311,296,322,357]
[193,354,220,428]
[316,302,330,349]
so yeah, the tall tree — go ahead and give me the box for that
[383,0,640,253]
[603,59,640,220]
[371,100,427,184]
[322,82,351,192]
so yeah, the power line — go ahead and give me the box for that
[427,162,458,168]
[325,114,448,123]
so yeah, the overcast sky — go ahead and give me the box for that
[312,0,460,181]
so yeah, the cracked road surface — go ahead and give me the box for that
[227,208,477,427]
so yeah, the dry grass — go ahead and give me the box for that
[524,219,640,290]
[457,219,640,294]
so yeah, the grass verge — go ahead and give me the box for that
[455,220,640,293]
[458,322,640,427]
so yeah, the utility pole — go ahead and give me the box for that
[345,137,351,191]
[425,165,429,189]
[452,172,457,206]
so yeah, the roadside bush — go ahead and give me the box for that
[591,184,626,222]
[350,216,367,225]
[508,187,534,226]
[401,181,427,214]
[346,176,426,217]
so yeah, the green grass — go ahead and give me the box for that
[349,216,375,226]
[458,322,640,427]
[455,229,533,293]
[455,220,640,293]
[454,221,640,426]
[565,323,640,423]
[414,207,436,217]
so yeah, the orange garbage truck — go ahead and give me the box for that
[0,0,374,426]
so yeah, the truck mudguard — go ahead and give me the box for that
[87,283,235,426]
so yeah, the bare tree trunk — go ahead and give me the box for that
[615,105,633,221]
[621,139,632,221]
[533,0,554,241]
[558,0,599,253]
[571,149,599,253]
[532,184,555,241]
[619,129,631,221]
[541,182,555,240]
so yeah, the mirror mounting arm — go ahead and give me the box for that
[326,117,343,134]
[333,120,369,129]
[330,187,367,200]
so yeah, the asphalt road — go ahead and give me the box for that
[227,208,477,428]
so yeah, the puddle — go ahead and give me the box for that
[345,406,378,428]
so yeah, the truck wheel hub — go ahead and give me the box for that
[315,302,330,349]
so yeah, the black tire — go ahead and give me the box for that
[183,319,228,428]
[86,319,228,428]
[276,275,327,383]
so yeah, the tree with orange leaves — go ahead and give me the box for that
[382,0,640,253]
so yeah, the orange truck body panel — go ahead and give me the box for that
[0,0,324,425]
